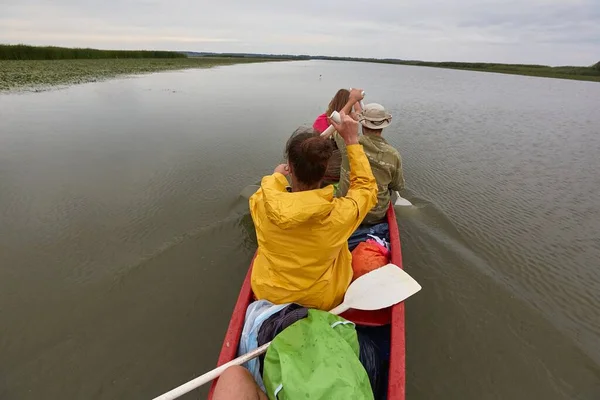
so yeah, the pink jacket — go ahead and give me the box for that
[312,113,329,133]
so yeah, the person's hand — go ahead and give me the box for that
[349,88,364,103]
[329,111,359,145]
[274,163,290,176]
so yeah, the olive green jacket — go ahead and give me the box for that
[335,133,405,224]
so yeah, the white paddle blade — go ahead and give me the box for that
[394,192,413,206]
[344,264,421,311]
[240,185,260,199]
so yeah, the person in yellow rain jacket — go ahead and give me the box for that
[249,111,378,310]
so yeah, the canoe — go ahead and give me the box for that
[208,203,406,399]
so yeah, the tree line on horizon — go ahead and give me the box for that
[0,44,186,60]
[190,51,599,71]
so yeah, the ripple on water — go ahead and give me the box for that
[397,85,600,368]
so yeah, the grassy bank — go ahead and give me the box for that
[305,55,600,82]
[377,60,600,82]
[0,57,277,92]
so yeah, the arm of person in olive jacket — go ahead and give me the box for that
[334,132,351,197]
[341,89,364,120]
[351,98,363,120]
[335,144,378,232]
[389,155,405,192]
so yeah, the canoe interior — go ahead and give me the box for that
[208,204,405,399]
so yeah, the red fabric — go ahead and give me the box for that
[351,239,390,280]
[312,113,329,133]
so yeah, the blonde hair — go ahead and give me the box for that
[326,89,350,116]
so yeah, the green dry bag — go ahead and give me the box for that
[262,309,373,400]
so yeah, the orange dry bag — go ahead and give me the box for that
[351,239,390,280]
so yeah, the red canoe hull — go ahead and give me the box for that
[208,204,405,399]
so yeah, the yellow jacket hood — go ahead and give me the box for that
[261,175,335,229]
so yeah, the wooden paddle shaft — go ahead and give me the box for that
[153,342,271,400]
[153,301,342,400]
[153,301,345,400]
[153,298,350,399]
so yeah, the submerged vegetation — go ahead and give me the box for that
[0,44,283,91]
[0,57,276,91]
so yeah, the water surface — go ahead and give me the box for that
[1,61,599,399]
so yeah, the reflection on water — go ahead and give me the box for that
[1,61,599,399]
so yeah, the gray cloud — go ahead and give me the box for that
[1,0,599,65]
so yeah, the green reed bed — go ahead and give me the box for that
[0,57,276,91]
[0,44,186,60]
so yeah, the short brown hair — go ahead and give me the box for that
[286,127,334,185]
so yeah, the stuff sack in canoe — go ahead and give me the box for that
[351,239,390,281]
[263,309,374,400]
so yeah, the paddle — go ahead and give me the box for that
[152,264,421,400]
[239,184,261,199]
[395,193,413,207]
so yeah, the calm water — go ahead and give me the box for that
[1,61,599,399]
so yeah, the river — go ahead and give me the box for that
[1,60,599,399]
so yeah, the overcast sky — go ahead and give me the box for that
[2,0,599,65]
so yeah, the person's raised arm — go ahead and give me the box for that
[352,94,363,115]
[329,112,377,230]
[334,133,350,197]
[341,89,364,120]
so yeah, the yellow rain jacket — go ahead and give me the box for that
[250,145,378,310]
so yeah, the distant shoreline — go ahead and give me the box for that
[1,44,598,89]
[187,52,600,83]
[376,61,600,83]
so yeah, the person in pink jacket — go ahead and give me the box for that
[312,88,363,132]
[312,89,364,188]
